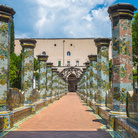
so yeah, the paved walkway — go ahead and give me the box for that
[4,92,112,138]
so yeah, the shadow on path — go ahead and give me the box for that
[4,130,112,138]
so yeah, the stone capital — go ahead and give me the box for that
[85,61,90,68]
[52,68,58,72]
[0,5,15,22]
[46,62,53,67]
[88,55,97,62]
[20,39,37,48]
[37,55,48,61]
[94,38,111,47]
[83,68,87,73]
[108,3,137,20]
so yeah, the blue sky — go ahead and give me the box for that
[0,0,138,38]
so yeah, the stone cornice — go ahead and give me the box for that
[37,55,48,61]
[85,61,90,68]
[46,62,53,67]
[20,39,37,48]
[52,68,58,72]
[94,38,111,47]
[88,54,97,62]
[0,5,15,22]
[108,3,137,20]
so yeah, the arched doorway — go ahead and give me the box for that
[59,67,83,92]
[68,74,77,92]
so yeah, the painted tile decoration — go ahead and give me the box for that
[96,44,110,105]
[112,18,133,112]
[21,40,36,104]
[46,64,53,98]
[38,60,47,99]
[52,70,58,98]
[0,21,11,111]
[89,57,97,102]
[86,67,90,100]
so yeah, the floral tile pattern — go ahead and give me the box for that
[46,65,52,98]
[38,60,47,99]
[21,44,35,104]
[112,18,133,112]
[97,45,109,105]
[52,71,58,97]
[0,21,11,111]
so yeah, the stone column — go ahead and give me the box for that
[108,3,137,112]
[46,62,53,102]
[88,55,97,102]
[0,5,15,131]
[85,62,90,105]
[37,55,48,99]
[52,68,58,101]
[94,38,110,106]
[0,5,15,111]
[20,39,36,104]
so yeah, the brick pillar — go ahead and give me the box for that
[37,55,48,99]
[108,3,137,112]
[20,39,36,104]
[88,55,97,102]
[52,68,58,101]
[94,38,110,106]
[46,62,53,102]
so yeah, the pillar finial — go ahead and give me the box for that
[108,3,137,20]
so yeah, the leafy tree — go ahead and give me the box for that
[34,58,39,71]
[10,21,15,54]
[132,12,138,85]
[10,53,39,89]
[132,12,138,66]
[34,58,39,80]
[10,53,22,89]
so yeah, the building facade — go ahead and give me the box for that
[15,38,112,69]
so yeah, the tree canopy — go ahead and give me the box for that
[10,21,15,54]
[132,12,138,66]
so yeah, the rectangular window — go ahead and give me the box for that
[76,61,79,66]
[67,61,70,66]
[58,61,61,66]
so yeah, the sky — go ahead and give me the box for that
[0,0,138,38]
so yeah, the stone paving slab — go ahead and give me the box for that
[3,92,112,138]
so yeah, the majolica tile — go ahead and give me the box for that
[0,5,15,111]
[108,3,137,112]
[46,63,53,99]
[37,55,48,99]
[20,39,36,104]
[88,55,97,102]
[94,38,110,106]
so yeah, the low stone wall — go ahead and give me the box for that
[13,107,32,123]
[77,91,138,138]
[98,107,110,126]
[7,88,24,110]
[35,101,45,111]
[127,89,138,121]
[114,117,138,138]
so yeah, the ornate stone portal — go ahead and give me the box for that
[59,67,83,92]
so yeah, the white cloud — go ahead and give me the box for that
[27,0,116,38]
[15,33,29,38]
